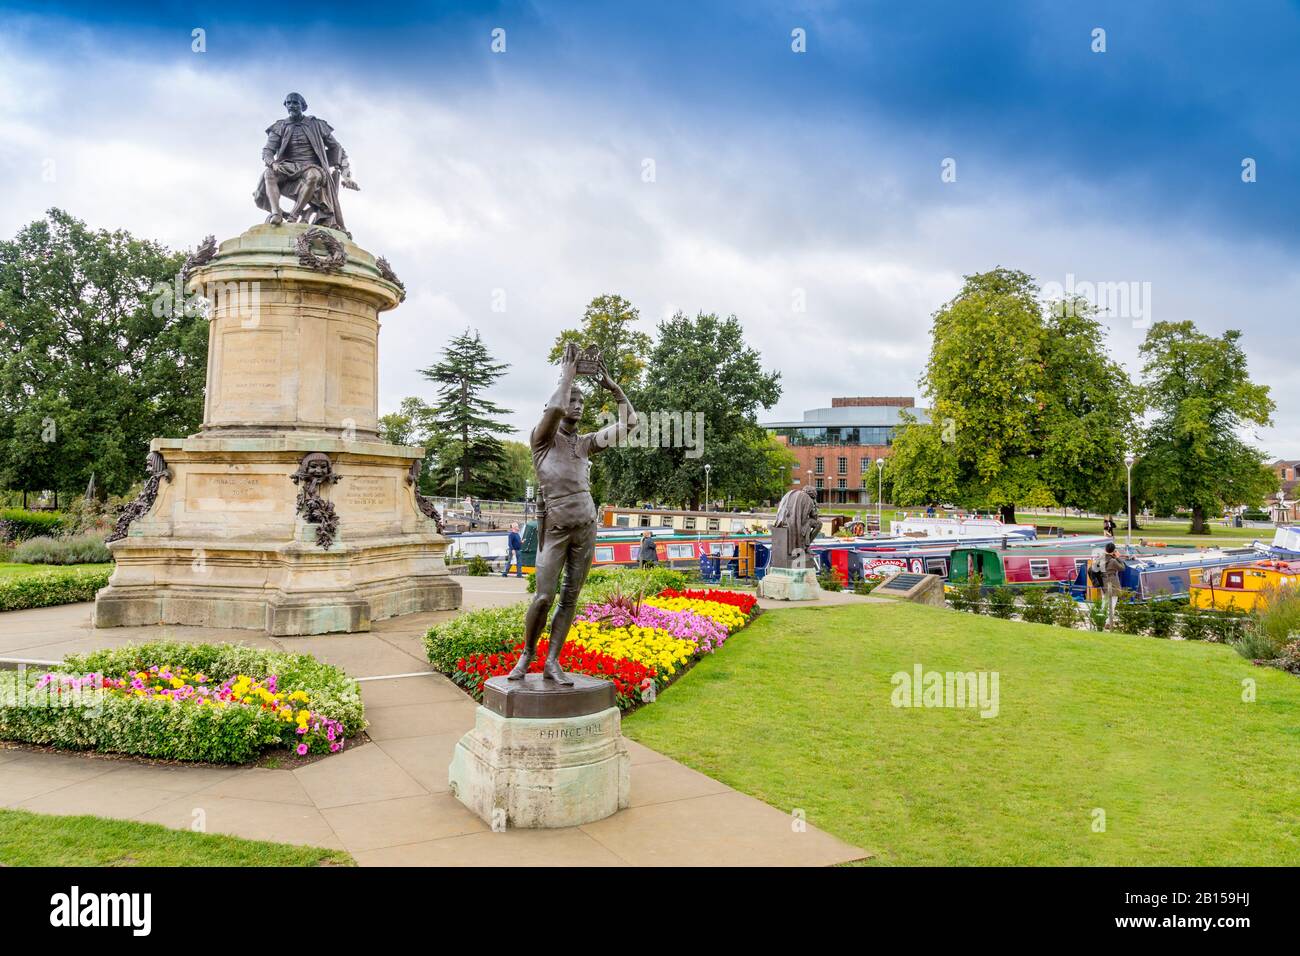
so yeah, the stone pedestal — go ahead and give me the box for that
[757,566,822,601]
[93,223,461,635]
[448,674,630,829]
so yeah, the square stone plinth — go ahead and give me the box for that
[757,566,822,601]
[448,691,630,830]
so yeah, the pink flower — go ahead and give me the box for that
[296,743,308,756]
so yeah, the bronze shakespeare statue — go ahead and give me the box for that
[507,344,638,685]
[254,92,359,232]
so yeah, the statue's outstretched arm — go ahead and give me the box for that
[534,344,579,450]
[588,362,637,455]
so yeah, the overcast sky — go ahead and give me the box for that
[2,1,1296,456]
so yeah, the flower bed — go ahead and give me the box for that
[0,641,363,763]
[437,583,761,711]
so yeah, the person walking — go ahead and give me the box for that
[638,530,658,569]
[502,522,524,578]
[1101,541,1127,628]
[1102,515,1116,537]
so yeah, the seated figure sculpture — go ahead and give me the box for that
[253,92,359,232]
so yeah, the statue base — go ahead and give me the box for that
[94,436,461,635]
[757,566,822,601]
[448,674,630,829]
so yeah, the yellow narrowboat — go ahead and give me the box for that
[1189,560,1300,612]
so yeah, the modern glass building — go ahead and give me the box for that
[762,397,929,504]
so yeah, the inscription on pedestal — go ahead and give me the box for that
[186,473,287,513]
[220,329,284,406]
[339,337,375,408]
[340,475,395,512]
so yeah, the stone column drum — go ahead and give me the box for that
[448,674,631,829]
[93,223,461,635]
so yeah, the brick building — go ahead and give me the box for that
[762,397,928,505]
[1268,459,1300,522]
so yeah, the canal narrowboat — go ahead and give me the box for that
[1189,559,1300,612]
[946,537,1114,590]
[1069,547,1262,602]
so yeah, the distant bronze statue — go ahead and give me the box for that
[772,488,821,569]
[507,344,638,685]
[254,92,359,232]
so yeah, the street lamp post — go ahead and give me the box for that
[807,470,814,504]
[876,458,885,529]
[1124,454,1136,550]
[703,463,711,513]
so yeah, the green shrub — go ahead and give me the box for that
[1178,603,1210,641]
[466,554,492,576]
[1020,588,1055,625]
[0,641,363,764]
[1087,596,1109,631]
[949,574,983,614]
[1114,596,1146,635]
[817,572,843,592]
[853,579,878,596]
[425,603,528,673]
[0,566,112,611]
[577,566,688,605]
[1147,600,1177,639]
[986,587,1016,619]
[1235,626,1281,662]
[1256,587,1300,653]
[1206,607,1250,644]
[1044,594,1077,629]
[12,533,112,565]
[0,509,66,542]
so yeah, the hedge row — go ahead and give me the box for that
[0,566,112,612]
[0,641,365,764]
[0,509,67,542]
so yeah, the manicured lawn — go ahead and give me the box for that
[624,601,1300,865]
[0,808,354,866]
[1022,513,1268,545]
[0,562,112,581]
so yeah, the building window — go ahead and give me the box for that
[815,478,824,490]
[837,457,847,475]
[837,478,847,490]
[860,457,870,474]
[815,457,824,475]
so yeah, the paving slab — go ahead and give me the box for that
[293,740,426,810]
[627,757,732,808]
[363,700,476,742]
[321,793,485,853]
[137,794,344,850]
[273,635,427,677]
[190,767,316,806]
[358,674,465,708]
[373,732,463,794]
[91,762,243,794]
[1,751,120,782]
[579,790,869,866]
[17,781,179,819]
[352,827,627,867]
[0,768,83,806]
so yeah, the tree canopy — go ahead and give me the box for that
[1134,321,1276,533]
[0,208,207,499]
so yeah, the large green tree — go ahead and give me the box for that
[1134,321,1276,534]
[418,330,515,499]
[0,209,207,500]
[898,268,1134,522]
[601,311,782,509]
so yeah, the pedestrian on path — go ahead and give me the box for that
[503,522,524,577]
[1102,542,1126,628]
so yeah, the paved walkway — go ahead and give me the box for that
[0,577,867,866]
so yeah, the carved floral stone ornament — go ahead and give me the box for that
[291,452,342,549]
[407,460,443,532]
[181,235,217,282]
[376,256,406,302]
[295,227,347,273]
[106,451,172,543]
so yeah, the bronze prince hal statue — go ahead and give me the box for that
[508,343,638,685]
[254,92,359,232]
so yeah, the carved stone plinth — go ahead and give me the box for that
[93,223,460,635]
[757,566,822,601]
[448,675,630,829]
